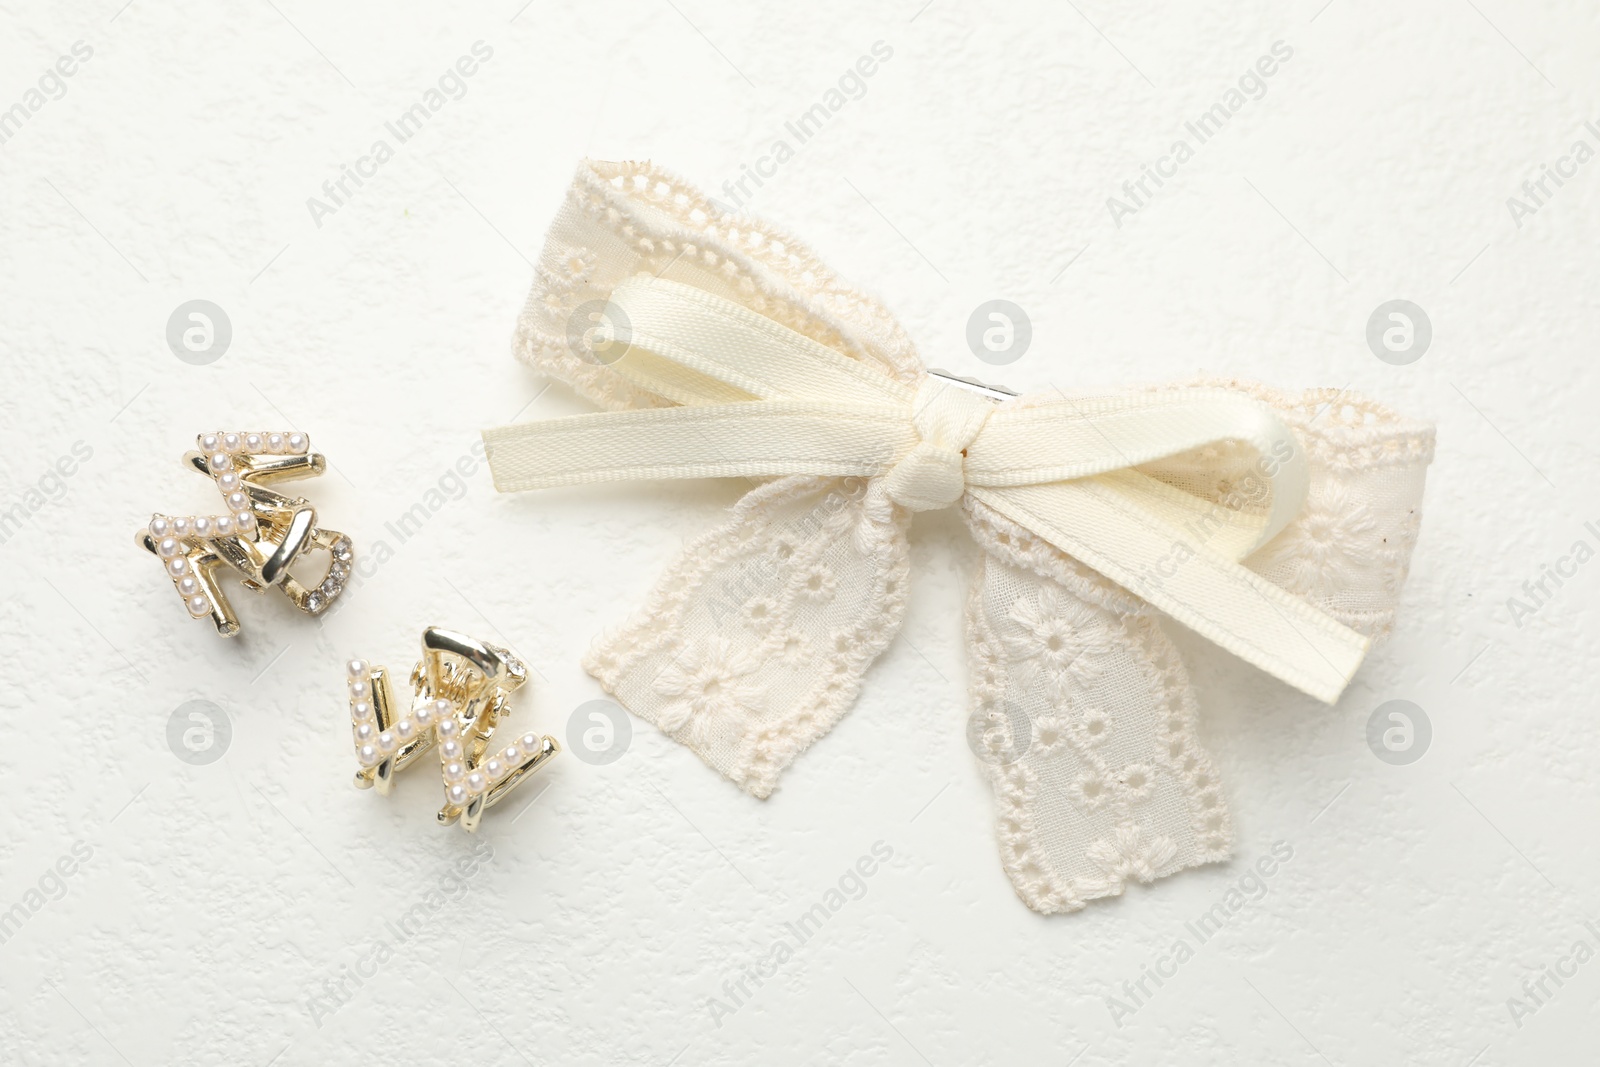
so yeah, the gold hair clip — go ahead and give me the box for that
[136,431,352,636]
[347,627,559,831]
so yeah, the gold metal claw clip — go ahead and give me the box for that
[346,627,559,832]
[136,431,352,636]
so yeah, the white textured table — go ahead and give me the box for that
[1,0,1595,1063]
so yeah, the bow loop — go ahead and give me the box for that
[884,378,994,511]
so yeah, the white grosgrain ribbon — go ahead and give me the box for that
[485,274,1367,704]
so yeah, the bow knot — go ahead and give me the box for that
[883,378,994,511]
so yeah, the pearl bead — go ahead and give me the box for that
[148,516,170,538]
[520,732,540,750]
[351,700,373,721]
[217,471,241,493]
[354,721,375,743]
[377,730,397,754]
[266,433,285,453]
[208,452,231,473]
[466,772,487,795]
[171,516,191,537]
[346,659,368,679]
[213,515,234,538]
[501,744,521,764]
[440,739,462,761]
[287,432,308,454]
[225,491,249,512]
[200,433,220,452]
[436,718,458,739]
[244,433,263,452]
[222,432,241,453]
[446,784,469,808]
[192,516,213,539]
[413,704,434,726]
[443,760,465,782]
[156,536,180,559]
[349,681,368,700]
[166,556,189,577]
[484,757,506,779]
[357,743,380,767]
[186,595,210,617]
[235,510,256,532]
[395,719,416,742]
[177,575,200,597]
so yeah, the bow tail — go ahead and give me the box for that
[964,506,1232,913]
[585,476,910,798]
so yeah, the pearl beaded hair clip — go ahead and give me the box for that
[347,627,560,831]
[136,431,353,635]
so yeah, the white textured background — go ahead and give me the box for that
[1,0,1596,1063]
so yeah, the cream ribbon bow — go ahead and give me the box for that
[487,274,1364,702]
[482,160,1435,913]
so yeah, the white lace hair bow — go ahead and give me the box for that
[482,160,1435,913]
